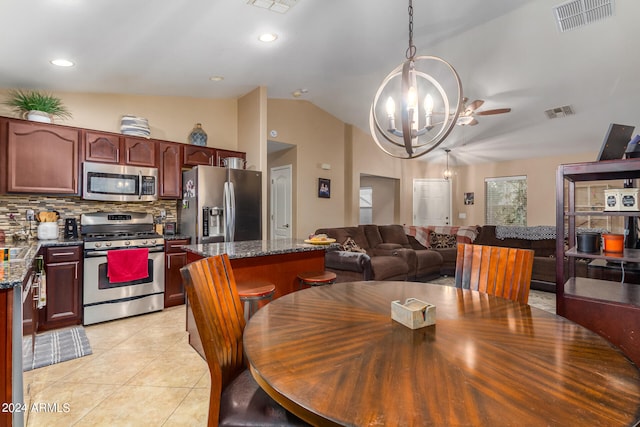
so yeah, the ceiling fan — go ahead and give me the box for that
[456,97,511,126]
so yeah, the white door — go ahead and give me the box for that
[413,179,452,226]
[270,165,292,239]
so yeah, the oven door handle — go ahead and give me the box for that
[85,247,165,257]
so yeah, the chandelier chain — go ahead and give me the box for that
[406,0,416,60]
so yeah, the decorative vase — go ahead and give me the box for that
[26,110,52,123]
[189,123,208,146]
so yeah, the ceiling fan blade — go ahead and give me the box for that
[465,99,484,115]
[475,108,511,116]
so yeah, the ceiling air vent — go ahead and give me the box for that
[545,105,575,119]
[553,0,614,32]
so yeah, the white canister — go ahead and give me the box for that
[37,222,58,240]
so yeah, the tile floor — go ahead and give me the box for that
[22,306,210,426]
[21,283,556,426]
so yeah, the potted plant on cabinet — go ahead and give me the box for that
[3,89,72,123]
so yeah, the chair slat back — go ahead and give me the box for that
[454,243,534,304]
[181,255,247,425]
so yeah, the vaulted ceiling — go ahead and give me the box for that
[1,0,637,165]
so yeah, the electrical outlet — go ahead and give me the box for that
[160,209,167,219]
[26,209,35,221]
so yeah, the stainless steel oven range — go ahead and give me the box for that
[81,212,165,325]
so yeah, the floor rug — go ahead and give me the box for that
[23,326,92,371]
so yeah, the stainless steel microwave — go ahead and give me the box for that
[83,161,158,202]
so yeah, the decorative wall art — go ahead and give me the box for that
[318,178,331,198]
[464,192,474,205]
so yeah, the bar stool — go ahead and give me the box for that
[237,281,276,322]
[297,271,337,288]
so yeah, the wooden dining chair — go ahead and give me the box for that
[180,255,309,427]
[454,243,534,304]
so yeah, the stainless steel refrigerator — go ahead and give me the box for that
[179,166,262,243]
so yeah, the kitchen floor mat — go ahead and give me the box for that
[22,326,92,371]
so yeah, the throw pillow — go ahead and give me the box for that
[429,232,457,249]
[341,237,367,253]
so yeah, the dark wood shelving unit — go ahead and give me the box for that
[556,158,640,366]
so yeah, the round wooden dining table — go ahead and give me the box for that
[243,281,640,427]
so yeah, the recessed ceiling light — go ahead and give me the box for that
[292,88,308,98]
[50,58,74,67]
[258,33,278,43]
[209,76,224,82]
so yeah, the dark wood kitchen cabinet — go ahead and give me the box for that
[158,142,182,199]
[216,149,246,168]
[84,131,157,167]
[183,145,216,166]
[123,136,157,167]
[39,245,83,331]
[5,119,79,194]
[1,288,13,427]
[84,131,121,163]
[22,266,37,337]
[164,238,190,307]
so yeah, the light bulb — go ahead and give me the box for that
[424,94,434,114]
[407,87,417,111]
[386,97,396,116]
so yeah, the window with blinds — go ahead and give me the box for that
[485,176,527,225]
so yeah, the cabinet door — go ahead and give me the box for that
[22,270,37,337]
[123,137,157,167]
[165,239,190,307]
[216,149,246,168]
[39,246,82,331]
[85,131,121,163]
[159,142,182,198]
[7,120,79,194]
[184,145,216,166]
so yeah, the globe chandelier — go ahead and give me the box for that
[370,0,463,159]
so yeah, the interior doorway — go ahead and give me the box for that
[413,179,452,226]
[359,174,400,224]
[270,164,292,239]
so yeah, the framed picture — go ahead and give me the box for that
[464,192,474,205]
[318,178,331,198]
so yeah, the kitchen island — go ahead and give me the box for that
[182,238,333,356]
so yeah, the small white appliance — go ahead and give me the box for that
[37,222,58,240]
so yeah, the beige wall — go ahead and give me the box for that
[267,99,345,238]
[238,87,268,238]
[0,88,238,149]
[453,151,597,226]
[359,175,400,224]
[0,86,603,233]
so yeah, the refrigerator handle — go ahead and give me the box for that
[227,182,236,241]
[224,182,235,242]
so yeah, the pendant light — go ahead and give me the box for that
[370,0,463,159]
[443,149,452,180]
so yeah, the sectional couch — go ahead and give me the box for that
[315,224,585,291]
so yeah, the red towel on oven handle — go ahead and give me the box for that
[107,248,149,283]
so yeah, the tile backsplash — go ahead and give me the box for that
[0,195,177,240]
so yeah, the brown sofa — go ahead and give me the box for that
[315,225,411,282]
[316,224,582,291]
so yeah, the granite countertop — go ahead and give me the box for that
[163,234,192,241]
[181,238,335,259]
[0,237,83,290]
